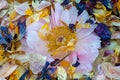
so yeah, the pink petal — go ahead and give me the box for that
[54,3,63,26]
[77,48,99,64]
[50,3,63,27]
[76,32,101,49]
[75,63,92,74]
[66,52,77,64]
[76,33,101,64]
[76,24,97,39]
[50,8,56,28]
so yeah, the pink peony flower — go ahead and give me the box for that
[21,2,101,74]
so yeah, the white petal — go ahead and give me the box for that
[61,10,70,25]
[15,2,30,15]
[57,67,67,80]
[77,10,89,24]
[34,1,51,11]
[69,6,78,24]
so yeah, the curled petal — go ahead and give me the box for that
[101,62,120,79]
[15,2,30,15]
[30,54,46,74]
[0,0,8,10]
[33,1,51,11]
[0,62,18,78]
[57,67,67,80]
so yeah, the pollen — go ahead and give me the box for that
[46,26,77,53]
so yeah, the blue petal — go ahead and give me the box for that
[0,34,7,44]
[0,26,8,32]
[48,68,55,73]
[86,19,94,24]
[19,70,29,80]
[61,0,70,6]
[17,20,26,40]
[0,26,12,45]
[45,74,51,80]
[94,23,111,47]
[94,23,111,41]
[100,0,112,10]
[41,62,49,73]
[76,3,85,15]
[72,61,80,67]
[69,24,76,32]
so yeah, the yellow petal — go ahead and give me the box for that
[25,8,33,16]
[9,22,15,29]
[9,11,17,20]
[38,32,47,40]
[39,8,49,18]
[41,23,49,30]
[52,46,74,56]
[67,65,76,77]
[76,23,82,28]
[0,48,4,61]
[14,26,19,35]
[73,73,82,79]
[60,60,70,67]
[67,39,77,46]
[57,67,67,80]
[76,23,90,29]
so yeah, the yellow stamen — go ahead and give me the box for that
[46,26,77,56]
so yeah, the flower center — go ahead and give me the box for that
[56,36,66,45]
[46,26,77,53]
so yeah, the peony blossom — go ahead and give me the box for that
[21,2,101,74]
